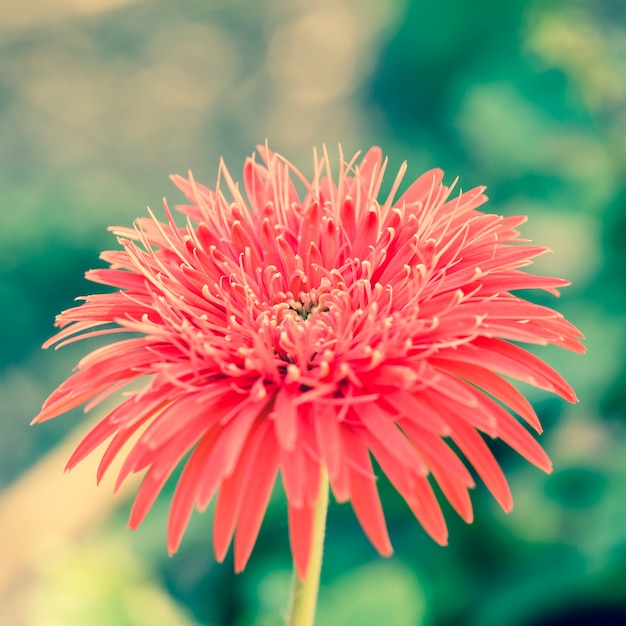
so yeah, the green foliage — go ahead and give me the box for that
[27,534,205,626]
[315,561,426,626]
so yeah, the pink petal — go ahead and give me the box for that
[357,402,427,476]
[167,430,220,554]
[395,168,444,210]
[280,444,306,508]
[288,502,315,580]
[272,389,299,451]
[212,419,269,563]
[233,425,279,572]
[430,357,542,432]
[406,476,448,545]
[442,337,578,402]
[342,428,393,556]
[446,415,513,512]
[314,403,344,482]
[128,467,170,530]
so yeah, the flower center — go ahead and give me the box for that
[284,290,328,321]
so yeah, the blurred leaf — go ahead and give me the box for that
[26,534,206,626]
[316,561,427,626]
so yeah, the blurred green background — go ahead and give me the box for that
[0,0,624,624]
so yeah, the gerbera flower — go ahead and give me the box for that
[34,145,584,579]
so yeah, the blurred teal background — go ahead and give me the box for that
[0,0,624,624]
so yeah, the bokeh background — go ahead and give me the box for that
[0,0,624,624]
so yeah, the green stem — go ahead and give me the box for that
[286,468,329,626]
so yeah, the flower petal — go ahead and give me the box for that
[343,428,393,556]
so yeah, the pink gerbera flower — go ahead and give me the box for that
[34,145,584,579]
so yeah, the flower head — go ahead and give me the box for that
[35,145,584,578]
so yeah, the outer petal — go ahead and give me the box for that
[233,423,280,572]
[288,501,316,580]
[342,427,393,556]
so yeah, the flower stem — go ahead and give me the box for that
[286,468,329,626]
